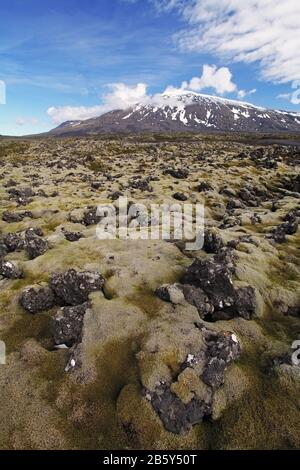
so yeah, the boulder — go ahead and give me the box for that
[53,302,90,346]
[197,181,213,192]
[3,233,24,252]
[201,330,241,389]
[182,257,236,310]
[20,285,56,314]
[63,231,83,242]
[83,206,102,226]
[155,283,185,305]
[203,231,224,254]
[164,168,189,179]
[182,284,214,319]
[25,229,49,259]
[172,192,188,201]
[49,269,105,306]
[147,385,211,435]
[235,286,256,320]
[2,211,33,223]
[0,260,23,279]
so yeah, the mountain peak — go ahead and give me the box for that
[49,92,300,136]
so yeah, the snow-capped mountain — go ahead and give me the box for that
[48,90,300,135]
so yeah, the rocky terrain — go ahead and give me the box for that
[0,135,300,449]
[48,91,300,136]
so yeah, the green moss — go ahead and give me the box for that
[208,374,300,449]
[124,289,163,317]
[1,313,53,352]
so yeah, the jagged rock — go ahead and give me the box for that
[28,227,44,237]
[201,331,241,389]
[128,177,153,192]
[2,211,33,223]
[156,282,215,319]
[0,260,23,279]
[164,168,189,179]
[3,233,24,252]
[269,226,287,244]
[220,214,242,229]
[226,198,245,211]
[235,286,256,320]
[283,217,299,235]
[238,185,268,207]
[251,213,262,224]
[147,385,211,435]
[182,284,214,319]
[109,191,123,201]
[63,231,83,242]
[155,283,185,304]
[182,257,236,310]
[283,208,300,222]
[53,302,90,346]
[269,214,299,244]
[7,186,35,199]
[25,229,49,259]
[91,181,102,190]
[49,269,105,306]
[197,181,213,192]
[173,192,188,201]
[228,235,258,249]
[203,231,224,254]
[20,285,56,314]
[282,174,300,193]
[82,206,102,225]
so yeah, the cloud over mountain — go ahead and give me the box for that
[182,65,237,95]
[48,83,148,123]
[47,65,245,124]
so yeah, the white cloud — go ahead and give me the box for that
[47,66,255,125]
[237,88,257,99]
[16,117,39,126]
[156,0,300,84]
[181,64,237,95]
[47,83,148,124]
[277,93,292,101]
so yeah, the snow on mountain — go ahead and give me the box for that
[48,90,300,136]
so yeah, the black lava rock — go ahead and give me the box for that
[0,260,23,279]
[49,269,105,306]
[172,192,188,201]
[25,229,49,259]
[53,302,90,346]
[20,285,56,314]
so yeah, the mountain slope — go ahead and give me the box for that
[48,90,300,136]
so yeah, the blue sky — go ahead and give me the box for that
[0,0,300,135]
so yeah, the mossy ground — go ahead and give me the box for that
[0,136,299,449]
